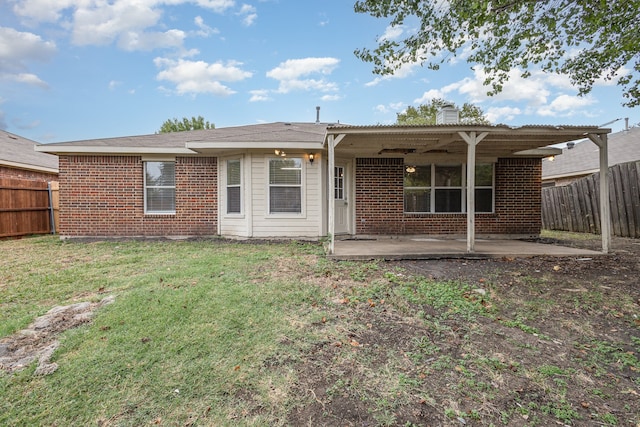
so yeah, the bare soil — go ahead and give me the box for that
[288,235,640,426]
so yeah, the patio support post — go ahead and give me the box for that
[459,131,488,253]
[326,133,345,254]
[328,134,336,254]
[587,133,611,253]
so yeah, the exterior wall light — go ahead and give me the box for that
[308,153,315,164]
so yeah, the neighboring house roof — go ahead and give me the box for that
[0,130,58,173]
[37,121,610,160]
[542,126,640,181]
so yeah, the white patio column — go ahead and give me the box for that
[459,131,488,253]
[587,133,611,253]
[326,133,345,254]
[327,134,336,254]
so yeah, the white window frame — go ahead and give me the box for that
[404,163,494,214]
[267,157,305,216]
[225,158,243,216]
[471,163,495,213]
[144,160,176,215]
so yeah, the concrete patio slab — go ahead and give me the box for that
[329,237,604,260]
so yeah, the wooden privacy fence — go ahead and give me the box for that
[0,178,59,238]
[542,160,640,238]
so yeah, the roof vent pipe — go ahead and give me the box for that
[436,104,459,124]
[625,117,629,131]
[567,141,575,149]
[316,106,320,124]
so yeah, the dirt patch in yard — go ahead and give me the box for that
[287,235,640,426]
[0,297,115,375]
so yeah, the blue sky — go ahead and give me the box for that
[1,0,637,143]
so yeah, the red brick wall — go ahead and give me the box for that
[0,165,57,182]
[355,157,542,236]
[58,155,217,237]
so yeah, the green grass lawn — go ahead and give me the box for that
[1,235,638,426]
[0,237,328,426]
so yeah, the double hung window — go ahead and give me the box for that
[269,158,302,214]
[226,159,242,214]
[144,161,175,214]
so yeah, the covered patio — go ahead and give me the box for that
[324,123,612,256]
[329,236,603,260]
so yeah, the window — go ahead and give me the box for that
[404,165,431,213]
[474,163,494,213]
[269,158,302,214]
[434,165,462,212]
[404,163,494,213]
[145,161,175,214]
[227,159,242,214]
[334,166,345,200]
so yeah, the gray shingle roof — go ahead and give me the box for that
[542,126,640,179]
[0,130,58,172]
[39,122,329,151]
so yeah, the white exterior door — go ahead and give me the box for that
[333,162,350,235]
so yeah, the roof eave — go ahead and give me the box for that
[0,160,59,174]
[35,146,197,155]
[186,141,325,153]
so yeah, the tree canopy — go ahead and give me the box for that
[396,99,490,125]
[159,116,214,133]
[354,1,640,107]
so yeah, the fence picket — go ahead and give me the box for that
[542,160,640,238]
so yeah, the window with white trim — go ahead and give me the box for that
[474,163,494,213]
[404,163,494,213]
[226,159,242,214]
[269,158,302,214]
[144,161,175,214]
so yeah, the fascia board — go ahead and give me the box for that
[186,141,325,150]
[0,160,58,174]
[35,146,197,155]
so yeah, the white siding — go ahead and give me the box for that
[219,152,325,238]
[219,155,250,237]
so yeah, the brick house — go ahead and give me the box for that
[37,121,612,252]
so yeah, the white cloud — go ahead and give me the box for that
[154,57,252,96]
[71,2,162,47]
[321,94,342,102]
[374,102,404,115]
[379,25,404,42]
[537,94,596,117]
[10,73,49,88]
[413,89,447,104]
[108,80,121,91]
[419,65,607,122]
[118,29,186,51]
[266,57,340,94]
[485,106,522,123]
[0,27,55,87]
[237,4,257,26]
[194,16,219,37]
[249,89,270,102]
[364,50,424,86]
[11,0,235,51]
